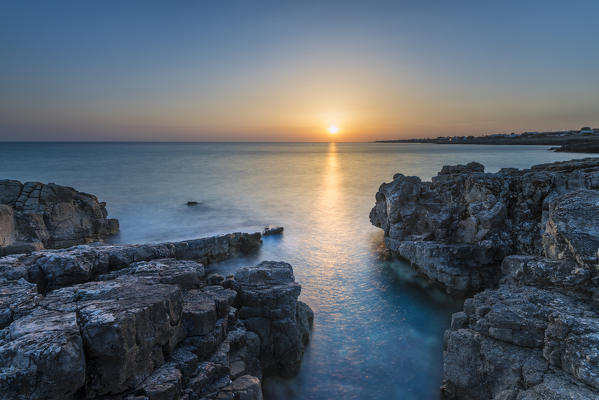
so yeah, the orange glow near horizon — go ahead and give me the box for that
[2,2,599,142]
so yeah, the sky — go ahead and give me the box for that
[1,0,598,142]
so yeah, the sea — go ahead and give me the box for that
[0,142,588,399]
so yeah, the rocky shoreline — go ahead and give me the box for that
[0,233,313,400]
[371,158,599,398]
[0,180,313,400]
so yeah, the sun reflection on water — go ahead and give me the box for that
[318,142,341,217]
[312,142,351,298]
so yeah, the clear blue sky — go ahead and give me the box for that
[1,0,598,141]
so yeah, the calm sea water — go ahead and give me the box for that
[0,142,587,399]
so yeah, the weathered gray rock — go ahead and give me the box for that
[183,289,218,336]
[39,277,184,396]
[0,309,86,400]
[0,278,40,329]
[136,363,183,400]
[0,232,260,292]
[234,261,313,377]
[501,255,593,297]
[371,158,599,398]
[0,180,119,255]
[171,233,262,263]
[98,259,206,289]
[543,189,599,269]
[0,233,312,400]
[442,285,599,399]
[370,158,599,294]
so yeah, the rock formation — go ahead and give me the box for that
[0,180,119,255]
[370,158,599,399]
[0,232,313,400]
[370,158,599,295]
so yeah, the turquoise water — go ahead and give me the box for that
[0,142,586,399]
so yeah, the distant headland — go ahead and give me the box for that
[377,126,599,152]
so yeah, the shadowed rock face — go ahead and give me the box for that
[0,234,312,400]
[370,158,599,399]
[0,180,119,255]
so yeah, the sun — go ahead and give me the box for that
[328,125,339,134]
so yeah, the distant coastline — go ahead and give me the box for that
[377,127,599,152]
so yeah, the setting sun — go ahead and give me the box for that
[328,125,339,134]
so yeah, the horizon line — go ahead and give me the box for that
[0,140,379,144]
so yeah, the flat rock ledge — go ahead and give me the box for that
[370,158,599,399]
[0,180,119,256]
[0,232,313,400]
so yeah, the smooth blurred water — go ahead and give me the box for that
[0,142,588,399]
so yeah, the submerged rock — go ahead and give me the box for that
[0,180,119,256]
[0,233,312,400]
[370,158,599,398]
[262,226,284,236]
